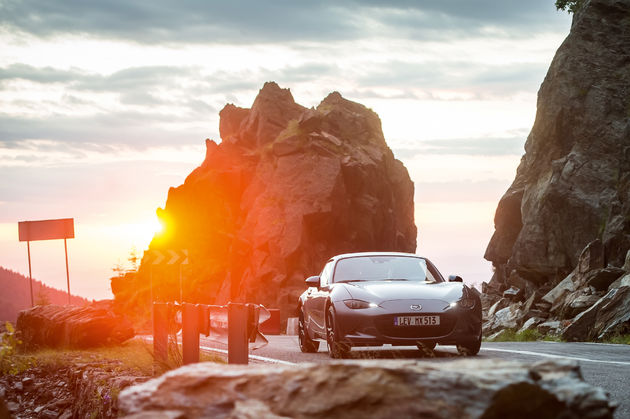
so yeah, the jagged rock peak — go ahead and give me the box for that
[254,81,296,105]
[122,82,417,321]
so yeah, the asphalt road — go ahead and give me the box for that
[199,335,630,418]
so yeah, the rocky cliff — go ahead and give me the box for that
[482,0,630,340]
[485,0,630,293]
[114,82,416,320]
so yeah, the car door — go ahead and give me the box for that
[308,260,334,339]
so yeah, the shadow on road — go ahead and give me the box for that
[344,347,463,360]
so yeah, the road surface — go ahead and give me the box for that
[199,335,630,418]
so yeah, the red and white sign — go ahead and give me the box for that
[18,218,74,242]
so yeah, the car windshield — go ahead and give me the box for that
[333,256,441,283]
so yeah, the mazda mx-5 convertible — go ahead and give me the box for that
[297,252,482,358]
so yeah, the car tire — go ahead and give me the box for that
[456,332,481,356]
[416,341,436,351]
[326,305,350,359]
[298,311,320,353]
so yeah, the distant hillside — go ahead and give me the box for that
[0,267,90,323]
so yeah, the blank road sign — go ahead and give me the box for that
[18,218,75,242]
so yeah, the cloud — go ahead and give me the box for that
[0,0,569,44]
[414,179,511,203]
[0,112,217,148]
[393,136,525,158]
[350,61,548,100]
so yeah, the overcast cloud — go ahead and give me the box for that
[1,0,569,44]
[0,0,573,297]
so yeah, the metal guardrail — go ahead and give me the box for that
[152,302,270,365]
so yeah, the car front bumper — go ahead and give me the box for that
[332,298,481,346]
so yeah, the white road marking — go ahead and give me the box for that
[199,345,296,366]
[139,335,296,365]
[482,347,630,366]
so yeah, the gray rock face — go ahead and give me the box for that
[485,0,630,289]
[563,286,630,341]
[118,360,615,419]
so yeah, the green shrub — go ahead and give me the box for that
[0,322,35,375]
[555,0,585,13]
[486,328,551,342]
[604,334,630,345]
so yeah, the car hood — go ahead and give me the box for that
[342,281,463,303]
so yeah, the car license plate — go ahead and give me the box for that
[394,315,440,326]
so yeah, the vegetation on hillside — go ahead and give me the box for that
[555,0,585,13]
[0,267,90,323]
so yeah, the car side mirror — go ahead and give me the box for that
[305,276,320,287]
[448,275,463,283]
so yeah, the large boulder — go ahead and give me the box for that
[485,0,630,291]
[16,301,134,348]
[118,360,615,418]
[115,82,416,321]
[562,286,630,341]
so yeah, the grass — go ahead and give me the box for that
[3,336,224,376]
[275,119,302,142]
[485,328,561,343]
[603,334,630,345]
[485,328,630,345]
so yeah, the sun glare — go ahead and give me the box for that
[122,217,164,251]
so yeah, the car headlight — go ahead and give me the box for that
[343,299,378,309]
[449,298,475,309]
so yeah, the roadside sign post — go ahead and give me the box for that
[146,249,189,304]
[26,241,33,307]
[146,249,189,363]
[18,218,75,306]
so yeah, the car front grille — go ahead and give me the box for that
[375,313,456,339]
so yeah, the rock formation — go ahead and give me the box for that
[118,360,615,418]
[0,354,149,418]
[482,0,630,339]
[115,82,416,321]
[17,301,135,348]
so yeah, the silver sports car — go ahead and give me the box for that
[297,252,482,358]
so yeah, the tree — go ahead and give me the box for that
[34,287,50,306]
[555,0,585,13]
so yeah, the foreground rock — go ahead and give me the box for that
[482,0,630,339]
[0,357,149,419]
[114,82,416,322]
[118,360,615,418]
[17,301,134,348]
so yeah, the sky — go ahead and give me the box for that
[0,1,572,300]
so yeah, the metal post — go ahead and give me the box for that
[149,267,154,330]
[228,303,249,364]
[27,241,34,307]
[182,303,200,364]
[153,303,168,365]
[179,264,183,304]
[64,238,71,305]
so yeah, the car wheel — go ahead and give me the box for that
[298,311,320,353]
[326,305,350,359]
[416,341,436,351]
[456,332,482,356]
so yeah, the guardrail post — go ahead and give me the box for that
[228,303,249,364]
[182,303,200,364]
[153,303,168,363]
